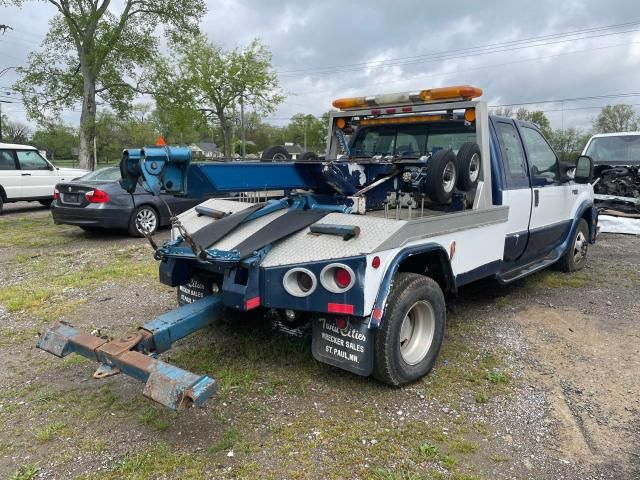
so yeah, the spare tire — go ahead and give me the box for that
[298,151,319,162]
[456,142,481,191]
[261,145,290,162]
[425,149,458,204]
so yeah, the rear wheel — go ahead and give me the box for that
[557,219,589,272]
[425,149,457,204]
[129,205,158,237]
[373,273,446,386]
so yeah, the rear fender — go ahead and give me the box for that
[369,244,454,329]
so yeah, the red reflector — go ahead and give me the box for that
[372,307,383,320]
[371,256,381,269]
[401,106,413,112]
[328,303,354,314]
[245,296,260,310]
[385,108,396,114]
[334,267,352,288]
[370,109,381,115]
[85,189,110,203]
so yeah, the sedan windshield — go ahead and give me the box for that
[77,167,121,182]
[351,123,477,158]
[585,135,640,164]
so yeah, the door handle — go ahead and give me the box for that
[21,173,31,176]
[534,189,540,207]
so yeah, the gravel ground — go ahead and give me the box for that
[0,206,638,480]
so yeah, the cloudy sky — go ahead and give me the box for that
[1,0,640,131]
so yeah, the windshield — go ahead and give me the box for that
[350,123,476,158]
[585,135,640,164]
[77,167,121,182]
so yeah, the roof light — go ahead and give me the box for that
[359,114,446,127]
[332,85,482,110]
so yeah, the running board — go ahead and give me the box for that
[37,295,223,410]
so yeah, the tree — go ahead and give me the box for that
[31,122,79,160]
[6,0,206,170]
[285,114,326,152]
[157,36,284,156]
[548,127,592,163]
[0,115,30,143]
[593,104,639,133]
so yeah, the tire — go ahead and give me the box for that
[373,273,446,386]
[0,195,3,214]
[425,149,458,204]
[456,142,481,191]
[261,145,290,162]
[557,219,589,272]
[128,205,159,237]
[298,151,319,162]
[39,199,53,208]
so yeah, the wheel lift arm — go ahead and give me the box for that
[37,295,223,410]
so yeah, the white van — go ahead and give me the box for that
[0,142,88,213]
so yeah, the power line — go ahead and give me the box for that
[276,21,640,77]
[288,39,640,97]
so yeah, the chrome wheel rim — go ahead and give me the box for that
[468,153,480,183]
[136,208,157,234]
[399,300,436,365]
[442,161,456,193]
[573,230,587,263]
[272,153,288,161]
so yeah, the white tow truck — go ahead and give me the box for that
[37,85,599,408]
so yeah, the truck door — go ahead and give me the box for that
[16,150,59,198]
[518,124,573,261]
[0,149,21,200]
[494,120,532,262]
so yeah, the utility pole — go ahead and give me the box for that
[240,93,245,159]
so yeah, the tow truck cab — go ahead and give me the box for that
[327,102,597,284]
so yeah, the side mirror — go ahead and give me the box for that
[573,155,594,184]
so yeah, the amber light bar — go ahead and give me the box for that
[332,85,483,110]
[359,114,447,127]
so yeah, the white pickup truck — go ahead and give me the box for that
[0,142,87,213]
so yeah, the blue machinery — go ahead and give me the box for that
[37,145,458,409]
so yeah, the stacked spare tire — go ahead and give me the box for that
[421,142,481,204]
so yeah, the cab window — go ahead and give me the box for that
[496,122,528,188]
[16,150,50,170]
[521,127,559,181]
[0,150,16,170]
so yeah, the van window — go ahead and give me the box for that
[16,150,50,170]
[0,150,16,170]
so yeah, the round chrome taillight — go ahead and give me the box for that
[320,263,356,293]
[282,268,317,297]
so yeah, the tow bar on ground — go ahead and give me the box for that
[37,295,223,410]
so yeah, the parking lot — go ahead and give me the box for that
[0,202,638,480]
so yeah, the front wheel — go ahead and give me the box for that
[557,218,589,272]
[373,273,446,386]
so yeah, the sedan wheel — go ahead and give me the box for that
[129,206,158,236]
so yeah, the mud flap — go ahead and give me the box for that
[311,316,373,376]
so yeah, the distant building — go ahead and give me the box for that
[191,142,221,158]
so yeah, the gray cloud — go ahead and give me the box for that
[2,0,640,131]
